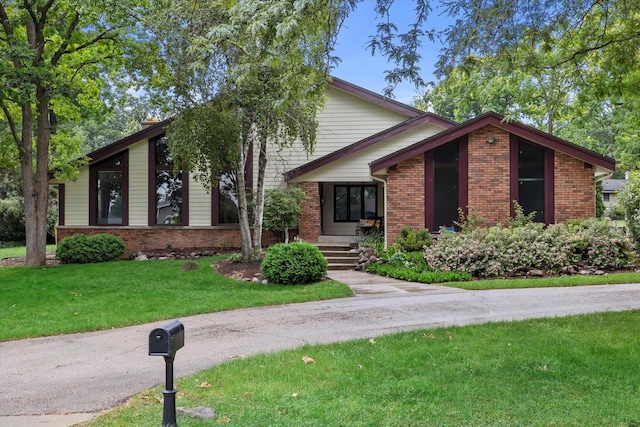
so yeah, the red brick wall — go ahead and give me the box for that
[467,125,512,225]
[554,152,595,221]
[297,182,322,241]
[57,226,284,257]
[386,155,425,243]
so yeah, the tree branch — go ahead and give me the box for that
[0,101,21,146]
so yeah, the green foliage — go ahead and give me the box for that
[595,179,605,218]
[366,261,472,283]
[263,187,308,242]
[509,200,536,228]
[56,234,125,264]
[424,220,633,278]
[260,242,327,285]
[227,253,244,263]
[454,206,485,232]
[392,226,433,252]
[0,198,57,244]
[616,170,640,250]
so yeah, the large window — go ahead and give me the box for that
[90,152,128,226]
[218,170,239,224]
[150,136,188,225]
[334,185,377,222]
[432,141,459,230]
[517,141,545,223]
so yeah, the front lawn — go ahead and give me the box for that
[85,310,640,426]
[0,256,352,341]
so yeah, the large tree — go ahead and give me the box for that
[150,0,344,261]
[0,0,153,266]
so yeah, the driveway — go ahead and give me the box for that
[2,272,640,426]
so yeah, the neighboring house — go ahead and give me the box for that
[602,178,626,215]
[52,78,615,255]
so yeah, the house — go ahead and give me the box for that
[602,178,626,215]
[52,78,616,255]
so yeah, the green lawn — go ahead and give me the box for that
[445,271,640,290]
[0,244,57,259]
[85,310,640,426]
[0,256,352,341]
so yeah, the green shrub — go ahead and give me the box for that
[424,220,632,278]
[56,233,125,264]
[0,198,25,243]
[366,261,471,283]
[261,242,327,285]
[393,226,433,252]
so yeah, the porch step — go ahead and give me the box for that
[311,242,359,271]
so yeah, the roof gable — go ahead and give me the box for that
[284,112,454,181]
[370,112,616,173]
[85,119,170,164]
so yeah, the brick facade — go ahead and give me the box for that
[386,155,425,243]
[467,125,512,225]
[297,181,322,241]
[57,226,283,257]
[554,151,595,221]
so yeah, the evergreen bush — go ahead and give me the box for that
[56,233,125,264]
[393,226,433,252]
[261,242,327,285]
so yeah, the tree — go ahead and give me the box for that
[263,187,308,243]
[151,0,341,261]
[0,0,153,266]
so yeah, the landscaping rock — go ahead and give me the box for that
[529,269,544,277]
[594,270,605,275]
[177,406,216,420]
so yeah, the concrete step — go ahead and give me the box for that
[310,242,359,270]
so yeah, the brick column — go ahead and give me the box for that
[554,152,595,222]
[297,182,322,241]
[386,155,425,243]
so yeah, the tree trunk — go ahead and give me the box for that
[23,86,51,267]
[252,130,268,253]
[236,131,253,261]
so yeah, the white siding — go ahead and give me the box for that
[128,141,149,226]
[189,176,212,226]
[257,85,411,190]
[291,123,443,182]
[63,168,89,225]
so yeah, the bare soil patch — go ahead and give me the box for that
[212,258,262,281]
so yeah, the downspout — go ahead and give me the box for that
[371,174,388,249]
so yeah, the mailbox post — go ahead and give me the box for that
[149,319,185,427]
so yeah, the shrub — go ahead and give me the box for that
[366,261,471,283]
[261,242,327,285]
[393,226,433,252]
[0,198,25,243]
[423,220,633,278]
[56,233,125,264]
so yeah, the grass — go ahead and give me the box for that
[0,243,57,259]
[444,271,640,290]
[85,310,640,426]
[0,256,353,341]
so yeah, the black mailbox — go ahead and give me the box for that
[149,319,184,358]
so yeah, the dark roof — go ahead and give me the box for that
[602,179,626,193]
[370,112,616,173]
[85,119,170,164]
[284,112,455,181]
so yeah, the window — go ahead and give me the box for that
[149,135,188,225]
[518,141,545,223]
[218,170,239,224]
[334,185,377,222]
[603,193,610,202]
[90,152,128,226]
[432,141,459,229]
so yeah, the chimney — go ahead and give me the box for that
[141,117,159,129]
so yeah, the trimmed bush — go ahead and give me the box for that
[261,242,327,285]
[393,226,433,252]
[424,220,633,278]
[366,260,471,283]
[56,233,125,264]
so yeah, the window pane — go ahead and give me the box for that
[349,187,362,221]
[518,142,545,222]
[219,171,239,224]
[433,142,459,230]
[156,171,182,224]
[363,186,377,218]
[335,186,347,221]
[155,136,173,166]
[97,171,123,225]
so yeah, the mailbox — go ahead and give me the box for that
[149,319,184,358]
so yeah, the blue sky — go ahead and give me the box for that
[332,1,453,104]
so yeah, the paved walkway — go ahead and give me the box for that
[2,272,640,426]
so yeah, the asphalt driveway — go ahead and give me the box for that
[2,272,640,426]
